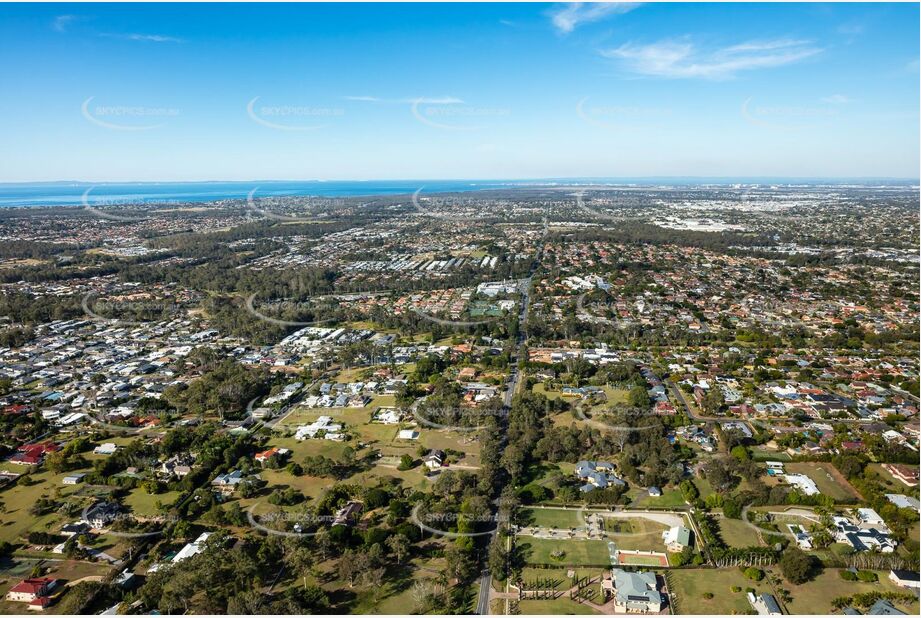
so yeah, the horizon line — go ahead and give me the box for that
[1,175,919,186]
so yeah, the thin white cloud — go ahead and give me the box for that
[101,32,183,43]
[52,15,77,33]
[601,38,822,79]
[837,23,864,36]
[548,2,642,34]
[821,94,850,104]
[343,96,382,102]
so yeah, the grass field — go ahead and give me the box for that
[785,462,861,501]
[627,485,689,509]
[521,537,611,566]
[750,448,791,462]
[272,402,482,469]
[667,568,765,615]
[0,469,87,545]
[516,567,606,590]
[781,569,919,615]
[600,516,670,552]
[718,516,764,548]
[617,552,667,566]
[518,597,601,615]
[123,488,181,517]
[521,508,584,529]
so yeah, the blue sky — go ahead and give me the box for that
[1,2,918,181]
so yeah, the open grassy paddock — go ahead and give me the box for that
[666,567,767,615]
[718,516,765,547]
[784,462,862,501]
[781,568,919,615]
[520,537,612,566]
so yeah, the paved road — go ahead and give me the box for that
[476,233,544,615]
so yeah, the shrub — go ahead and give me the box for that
[702,592,714,600]
[839,570,858,581]
[856,571,878,582]
[744,567,765,581]
[731,586,742,593]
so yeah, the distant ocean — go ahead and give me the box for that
[0,180,521,207]
[0,178,915,207]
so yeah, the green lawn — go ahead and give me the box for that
[521,537,611,566]
[521,508,584,530]
[517,567,606,591]
[518,597,601,615]
[718,516,764,548]
[781,569,919,615]
[0,469,86,544]
[599,516,670,552]
[666,568,763,615]
[627,485,689,509]
[123,488,181,517]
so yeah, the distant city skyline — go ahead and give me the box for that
[1,2,918,181]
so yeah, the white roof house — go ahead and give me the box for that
[93,443,118,455]
[856,508,886,527]
[784,473,819,496]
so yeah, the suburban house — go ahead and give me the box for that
[749,592,784,615]
[9,441,59,465]
[787,524,814,550]
[294,416,343,441]
[832,516,897,553]
[863,599,907,615]
[882,464,919,487]
[6,577,57,607]
[783,473,820,496]
[148,532,211,573]
[93,442,118,455]
[254,447,290,465]
[888,570,921,590]
[159,454,194,479]
[423,449,445,470]
[601,569,663,613]
[333,501,364,526]
[575,460,626,493]
[662,525,692,552]
[212,469,247,495]
[83,502,120,529]
[856,508,888,530]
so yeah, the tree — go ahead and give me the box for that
[779,547,817,584]
[488,536,508,581]
[627,386,651,409]
[397,454,415,471]
[730,445,750,461]
[703,387,725,415]
[338,549,368,587]
[386,533,411,563]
